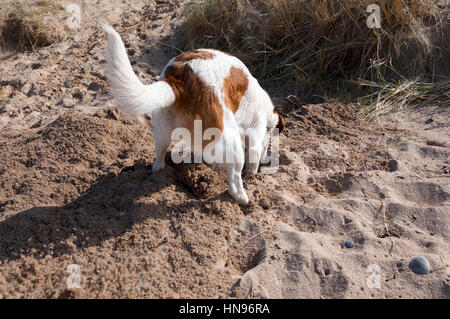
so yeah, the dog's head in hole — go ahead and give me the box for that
[102,24,283,205]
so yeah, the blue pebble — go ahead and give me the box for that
[344,241,354,248]
[409,256,430,275]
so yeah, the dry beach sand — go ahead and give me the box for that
[0,0,449,298]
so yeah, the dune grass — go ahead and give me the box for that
[183,0,449,117]
[358,77,450,120]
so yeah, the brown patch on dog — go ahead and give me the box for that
[223,67,249,114]
[174,50,214,62]
[274,110,284,133]
[162,62,223,147]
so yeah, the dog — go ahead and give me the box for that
[101,24,284,205]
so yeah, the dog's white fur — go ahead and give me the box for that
[102,24,280,205]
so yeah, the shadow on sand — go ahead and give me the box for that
[0,160,202,262]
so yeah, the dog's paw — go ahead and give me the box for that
[151,160,165,174]
[238,192,250,206]
[247,163,259,176]
[229,187,250,206]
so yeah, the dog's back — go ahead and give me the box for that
[157,48,277,132]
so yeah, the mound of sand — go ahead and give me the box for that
[0,0,448,299]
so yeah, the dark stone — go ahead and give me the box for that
[344,241,354,248]
[409,256,430,275]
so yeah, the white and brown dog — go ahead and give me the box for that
[102,24,283,205]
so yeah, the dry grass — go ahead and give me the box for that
[358,77,450,120]
[183,0,449,105]
[0,0,68,52]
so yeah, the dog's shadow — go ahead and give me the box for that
[0,159,231,262]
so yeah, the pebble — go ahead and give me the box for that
[409,256,430,275]
[344,241,354,248]
[63,75,74,88]
[20,83,34,96]
[57,98,74,108]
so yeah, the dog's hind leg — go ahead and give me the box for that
[217,127,249,205]
[245,124,266,176]
[151,107,175,173]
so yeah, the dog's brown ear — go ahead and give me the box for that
[276,112,285,133]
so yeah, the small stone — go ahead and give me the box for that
[344,241,354,248]
[64,75,74,88]
[0,85,14,98]
[20,83,34,96]
[57,98,74,108]
[409,256,430,275]
[259,198,270,210]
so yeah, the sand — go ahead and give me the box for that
[0,0,449,298]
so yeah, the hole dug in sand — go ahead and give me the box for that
[0,1,69,52]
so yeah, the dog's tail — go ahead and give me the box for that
[101,23,175,116]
